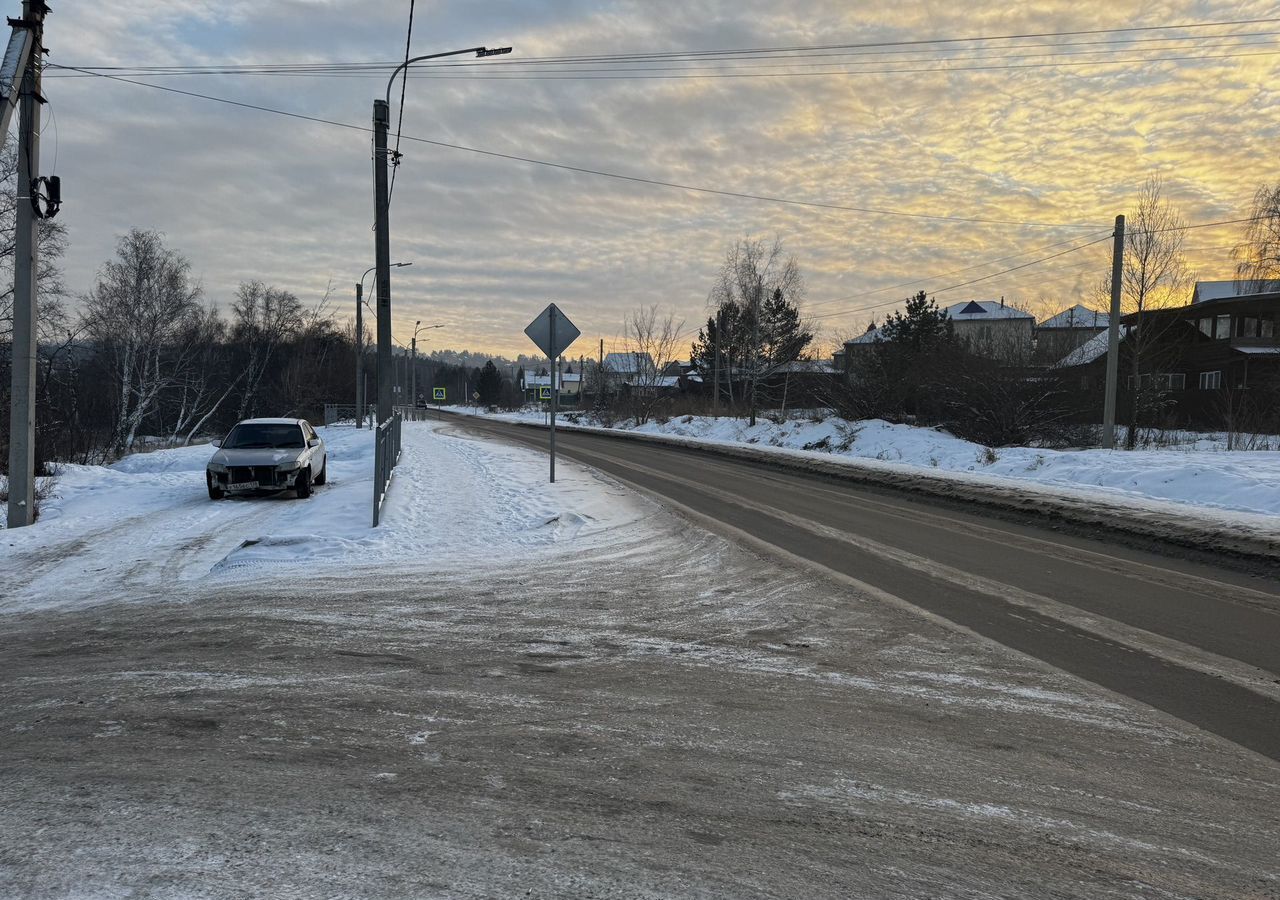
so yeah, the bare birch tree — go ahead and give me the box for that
[1232,183,1280,293]
[622,305,684,425]
[1097,176,1192,449]
[231,281,304,420]
[82,229,203,456]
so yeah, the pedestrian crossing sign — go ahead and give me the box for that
[433,388,446,401]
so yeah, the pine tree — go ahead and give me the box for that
[477,360,502,406]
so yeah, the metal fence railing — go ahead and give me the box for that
[324,403,374,427]
[372,412,403,527]
[393,405,433,422]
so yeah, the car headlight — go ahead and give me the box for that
[208,461,227,473]
[276,460,301,472]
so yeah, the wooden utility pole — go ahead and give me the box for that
[1102,214,1126,449]
[6,0,45,528]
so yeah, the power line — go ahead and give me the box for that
[50,45,1280,81]
[49,17,1280,77]
[390,48,1280,80]
[806,231,1253,326]
[52,64,1107,229]
[808,235,1114,322]
[386,0,415,208]
[802,230,1115,313]
[50,31,1280,76]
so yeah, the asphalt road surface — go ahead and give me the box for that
[447,413,1280,762]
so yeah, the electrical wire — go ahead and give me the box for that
[50,64,1108,229]
[48,45,1280,81]
[386,0,415,209]
[48,34,1280,75]
[50,16,1280,76]
[807,234,1114,322]
[801,230,1114,313]
[389,49,1280,80]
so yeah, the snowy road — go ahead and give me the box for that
[3,420,1279,897]
[447,413,1280,761]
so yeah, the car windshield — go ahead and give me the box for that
[222,423,305,450]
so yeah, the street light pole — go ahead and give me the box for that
[372,44,510,425]
[358,262,410,428]
[409,322,444,411]
[411,319,419,409]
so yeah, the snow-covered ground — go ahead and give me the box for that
[457,408,1280,520]
[1,420,653,614]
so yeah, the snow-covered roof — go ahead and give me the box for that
[603,351,654,373]
[774,360,839,374]
[522,373,583,386]
[1039,305,1109,329]
[1233,346,1280,356]
[847,327,884,345]
[945,300,1034,321]
[1057,326,1127,367]
[1192,280,1280,303]
[238,417,304,426]
[618,374,681,388]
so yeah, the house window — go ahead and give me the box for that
[1199,371,1222,390]
[1242,317,1260,338]
[1263,318,1275,339]
[1198,318,1214,337]
[1215,315,1231,339]
[1127,373,1186,391]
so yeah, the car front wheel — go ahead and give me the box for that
[295,466,312,499]
[207,473,224,500]
[313,458,327,485]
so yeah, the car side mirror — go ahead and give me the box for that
[211,438,222,448]
[307,438,320,448]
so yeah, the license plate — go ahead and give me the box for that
[228,481,259,491]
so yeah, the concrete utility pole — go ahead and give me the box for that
[371,44,509,426]
[371,98,394,424]
[1102,214,1126,450]
[6,0,45,529]
[410,332,417,408]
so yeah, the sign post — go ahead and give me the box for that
[524,303,580,484]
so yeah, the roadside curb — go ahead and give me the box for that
[438,410,1280,569]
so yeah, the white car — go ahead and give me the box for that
[206,418,327,500]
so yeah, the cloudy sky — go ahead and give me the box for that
[40,0,1280,357]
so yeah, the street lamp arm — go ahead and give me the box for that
[360,261,411,294]
[384,47,511,107]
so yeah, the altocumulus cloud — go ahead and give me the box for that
[42,0,1280,355]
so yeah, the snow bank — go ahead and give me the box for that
[457,409,1280,520]
[2,421,654,613]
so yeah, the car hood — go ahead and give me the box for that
[209,448,304,467]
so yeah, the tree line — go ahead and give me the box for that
[0,226,498,470]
